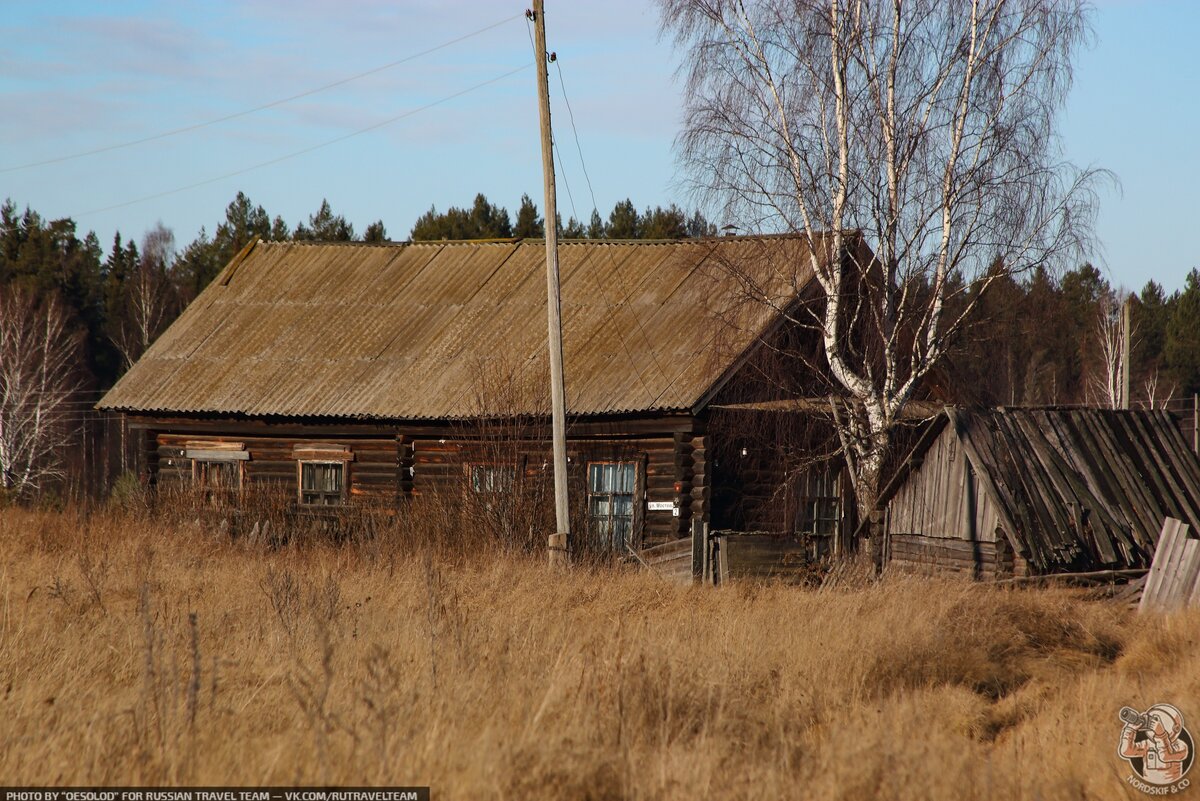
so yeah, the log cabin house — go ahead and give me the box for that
[876,407,1200,578]
[98,235,867,554]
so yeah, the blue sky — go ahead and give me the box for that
[0,1,1195,293]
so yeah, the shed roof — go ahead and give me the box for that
[889,408,1200,571]
[99,236,828,420]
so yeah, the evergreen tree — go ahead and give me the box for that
[102,234,138,320]
[949,266,1026,405]
[514,194,544,238]
[686,209,717,238]
[1021,266,1073,403]
[639,204,689,239]
[172,227,220,303]
[1132,280,1173,388]
[586,209,605,239]
[1059,263,1110,402]
[1165,269,1200,395]
[410,194,513,240]
[363,220,388,242]
[170,192,276,300]
[561,215,586,239]
[293,199,354,241]
[212,191,272,265]
[269,215,290,242]
[606,199,639,239]
[1137,281,1170,352]
[0,200,112,382]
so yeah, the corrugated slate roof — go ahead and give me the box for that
[99,236,825,419]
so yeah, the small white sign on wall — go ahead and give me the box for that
[647,501,674,512]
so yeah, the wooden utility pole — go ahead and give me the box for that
[531,0,570,567]
[1120,295,1131,409]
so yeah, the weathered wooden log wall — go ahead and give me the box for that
[886,533,1029,580]
[155,433,403,505]
[410,434,696,549]
[143,417,709,551]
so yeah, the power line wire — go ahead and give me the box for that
[549,56,674,404]
[553,62,602,226]
[72,63,532,218]
[521,19,663,405]
[0,13,524,174]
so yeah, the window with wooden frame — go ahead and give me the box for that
[299,462,344,505]
[466,463,517,495]
[587,461,639,552]
[185,442,248,503]
[796,469,841,541]
[294,445,353,506]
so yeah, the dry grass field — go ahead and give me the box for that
[1,503,1197,800]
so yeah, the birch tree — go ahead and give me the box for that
[660,0,1102,511]
[1087,289,1135,409]
[113,223,177,370]
[0,290,82,497]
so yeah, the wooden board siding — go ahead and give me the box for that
[155,433,402,505]
[883,427,1021,578]
[639,537,694,584]
[886,430,1003,545]
[716,534,811,582]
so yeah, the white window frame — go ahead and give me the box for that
[465,462,517,495]
[587,460,640,552]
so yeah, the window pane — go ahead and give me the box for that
[322,464,341,493]
[616,463,636,494]
[594,518,612,546]
[613,518,632,550]
[613,495,633,518]
[301,462,343,503]
[196,459,238,488]
[589,496,611,517]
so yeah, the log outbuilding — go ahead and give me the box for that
[877,407,1200,578]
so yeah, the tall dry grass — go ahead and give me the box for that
[0,503,1197,799]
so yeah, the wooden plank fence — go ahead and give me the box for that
[1140,517,1200,611]
[636,520,811,586]
[637,534,695,585]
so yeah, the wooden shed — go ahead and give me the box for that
[98,235,864,554]
[879,407,1200,578]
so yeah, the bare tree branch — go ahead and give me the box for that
[0,289,83,498]
[660,0,1103,511]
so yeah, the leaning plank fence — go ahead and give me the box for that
[637,520,814,585]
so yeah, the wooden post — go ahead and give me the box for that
[531,0,570,567]
[1194,394,1198,455]
[1120,296,1131,409]
[691,517,704,583]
